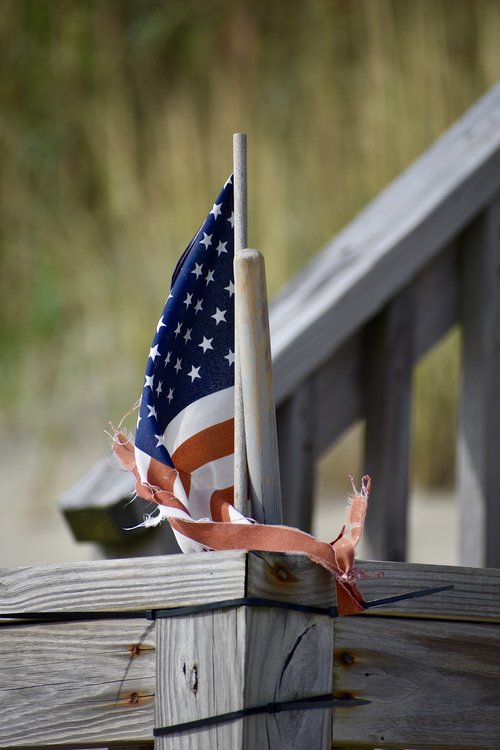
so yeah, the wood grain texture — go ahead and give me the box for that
[0,619,156,747]
[242,551,336,748]
[246,551,337,609]
[155,608,246,749]
[234,249,282,525]
[247,553,500,623]
[363,290,414,562]
[457,197,500,567]
[358,558,500,623]
[0,553,500,748]
[154,552,336,749]
[242,607,333,749]
[332,616,500,749]
[0,551,246,614]
[270,83,500,404]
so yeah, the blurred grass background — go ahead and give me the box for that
[1,0,500,523]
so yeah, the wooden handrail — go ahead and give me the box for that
[270,82,500,401]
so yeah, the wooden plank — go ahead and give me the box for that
[248,553,500,624]
[363,290,414,561]
[457,197,500,567]
[0,619,156,747]
[358,559,500,623]
[155,608,246,749]
[413,240,459,360]
[270,83,500,404]
[0,551,247,614]
[332,616,500,749]
[311,335,363,459]
[245,551,335,748]
[234,249,282,524]
[277,380,316,532]
[242,607,333,749]
[246,552,337,609]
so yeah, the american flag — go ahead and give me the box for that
[112,175,371,613]
[127,175,248,550]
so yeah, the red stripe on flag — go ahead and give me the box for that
[172,418,234,474]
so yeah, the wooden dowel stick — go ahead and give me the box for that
[233,133,249,515]
[234,249,283,525]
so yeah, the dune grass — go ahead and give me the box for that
[1,0,499,488]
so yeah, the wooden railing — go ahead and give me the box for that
[61,83,500,567]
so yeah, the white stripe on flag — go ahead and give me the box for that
[187,454,234,519]
[163,386,234,454]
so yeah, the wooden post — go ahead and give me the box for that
[233,133,249,516]
[233,133,282,525]
[155,552,333,750]
[155,607,247,749]
[277,381,316,531]
[457,196,500,567]
[234,249,283,525]
[363,289,414,561]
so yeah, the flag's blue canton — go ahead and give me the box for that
[135,177,235,468]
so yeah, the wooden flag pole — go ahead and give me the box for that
[234,249,283,524]
[233,133,249,515]
[233,132,282,524]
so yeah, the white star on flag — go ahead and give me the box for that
[200,233,212,249]
[210,202,222,219]
[149,345,160,362]
[199,336,214,353]
[211,308,227,325]
[191,263,203,278]
[188,365,201,382]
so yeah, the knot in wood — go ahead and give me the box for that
[277,566,289,581]
[341,651,355,665]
